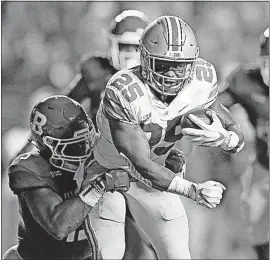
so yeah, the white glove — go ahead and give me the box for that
[79,176,106,207]
[189,180,226,209]
[182,110,239,150]
[167,176,226,209]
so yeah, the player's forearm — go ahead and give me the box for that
[127,155,201,199]
[140,164,195,197]
[130,156,176,190]
[48,197,92,240]
[124,152,196,196]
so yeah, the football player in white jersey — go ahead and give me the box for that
[81,15,245,259]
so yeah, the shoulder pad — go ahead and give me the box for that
[8,151,57,194]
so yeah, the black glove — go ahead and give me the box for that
[105,169,130,192]
[165,149,186,177]
[79,168,130,207]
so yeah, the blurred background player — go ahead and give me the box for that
[3,95,129,260]
[65,10,149,126]
[219,28,269,260]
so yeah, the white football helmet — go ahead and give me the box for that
[108,10,149,70]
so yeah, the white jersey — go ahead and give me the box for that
[94,58,218,185]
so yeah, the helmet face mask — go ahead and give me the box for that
[30,95,96,173]
[141,47,196,95]
[43,126,95,172]
[140,16,199,98]
[109,10,149,70]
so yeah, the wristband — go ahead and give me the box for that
[167,176,193,198]
[79,182,105,207]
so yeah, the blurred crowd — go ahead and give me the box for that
[2,1,269,259]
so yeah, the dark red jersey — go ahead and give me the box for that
[8,150,92,260]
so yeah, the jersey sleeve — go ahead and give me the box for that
[8,153,57,194]
[102,73,140,124]
[193,58,219,108]
[205,63,219,107]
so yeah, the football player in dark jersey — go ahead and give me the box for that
[219,28,269,260]
[64,9,149,127]
[2,95,129,260]
[5,10,154,260]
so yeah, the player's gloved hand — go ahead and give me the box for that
[188,180,226,209]
[164,149,186,178]
[105,169,130,192]
[182,110,240,151]
[79,169,130,207]
[168,176,226,209]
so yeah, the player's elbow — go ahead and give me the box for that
[46,224,71,240]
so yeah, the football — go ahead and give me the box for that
[180,108,213,129]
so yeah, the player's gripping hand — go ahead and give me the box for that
[182,110,240,151]
[189,180,226,209]
[104,169,130,192]
[79,169,130,207]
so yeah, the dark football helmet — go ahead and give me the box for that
[30,95,96,172]
[140,15,199,98]
[108,9,149,70]
[259,28,269,86]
